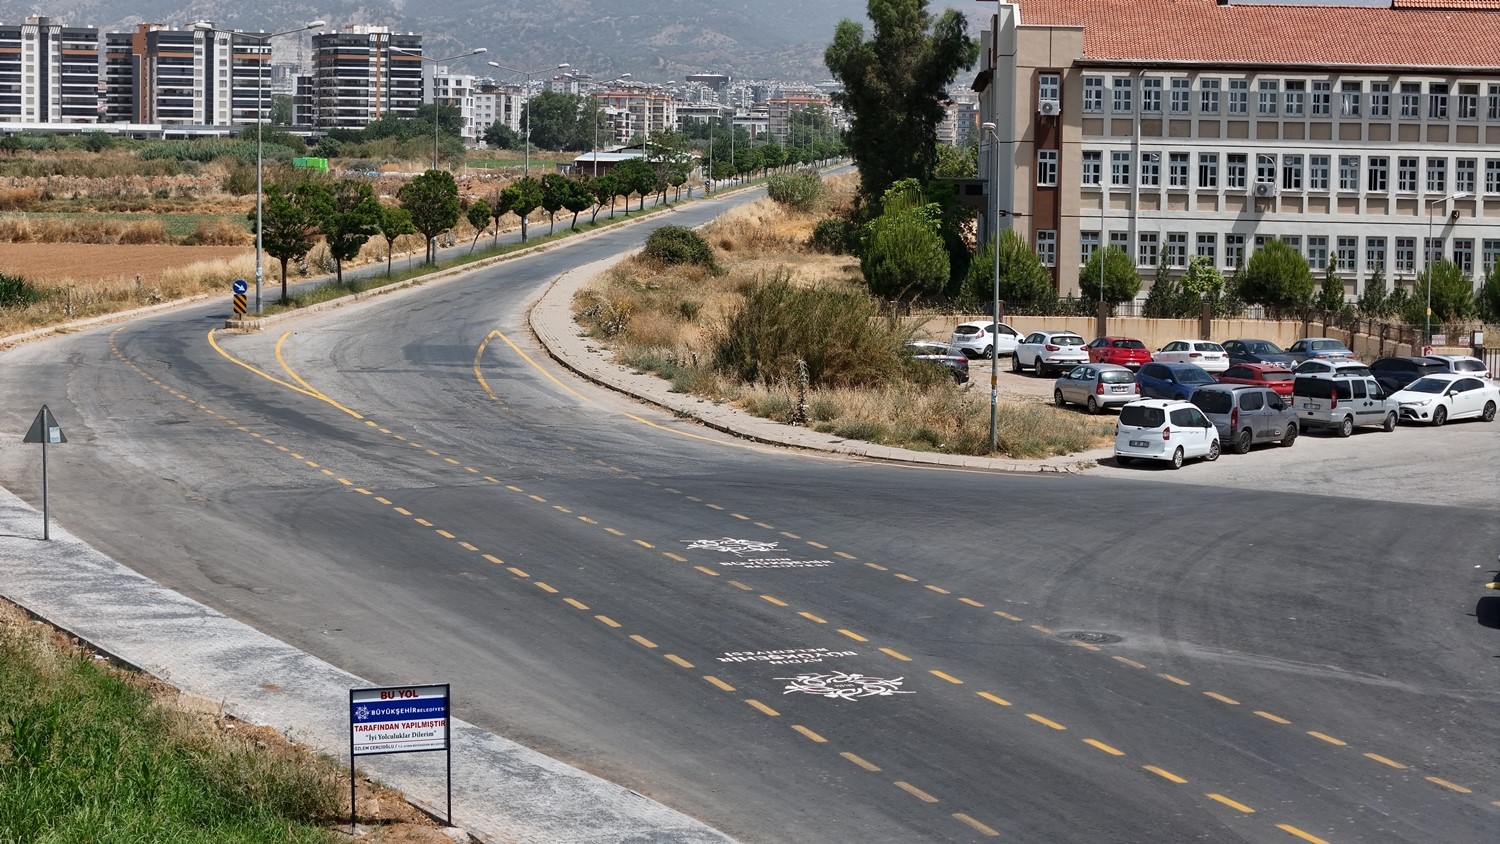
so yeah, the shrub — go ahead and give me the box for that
[809,216,858,254]
[181,218,248,246]
[642,225,720,273]
[0,272,38,306]
[861,209,948,301]
[222,163,257,196]
[766,170,824,212]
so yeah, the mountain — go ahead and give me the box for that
[3,1,984,82]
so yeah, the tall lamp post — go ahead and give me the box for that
[981,122,1004,453]
[195,20,325,315]
[394,47,487,170]
[488,61,570,178]
[1425,190,1469,346]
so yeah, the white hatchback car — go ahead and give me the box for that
[1153,339,1230,373]
[1012,331,1089,377]
[949,320,1020,359]
[1114,399,1221,469]
[1424,354,1491,380]
[1388,373,1500,425]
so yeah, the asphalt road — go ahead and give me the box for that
[1,187,1497,843]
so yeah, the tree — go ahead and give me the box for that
[396,169,460,265]
[540,173,571,235]
[1412,259,1477,327]
[522,92,593,151]
[1239,239,1314,317]
[376,205,415,276]
[825,0,979,202]
[252,183,319,304]
[489,191,511,246]
[1316,262,1347,313]
[1141,261,1183,318]
[562,179,594,230]
[501,176,543,241]
[759,143,786,175]
[861,210,949,301]
[933,142,978,179]
[1479,262,1500,323]
[613,158,657,211]
[585,174,615,223]
[307,180,382,285]
[961,228,1054,309]
[483,122,519,150]
[465,199,492,253]
[271,94,294,126]
[1078,246,1140,307]
[1358,263,1389,318]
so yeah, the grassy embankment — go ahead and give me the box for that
[572,173,1114,458]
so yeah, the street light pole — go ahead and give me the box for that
[1425,190,1470,346]
[395,47,487,171]
[488,61,570,178]
[981,122,1003,453]
[195,20,325,315]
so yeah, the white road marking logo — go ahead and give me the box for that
[778,671,913,700]
[684,537,781,556]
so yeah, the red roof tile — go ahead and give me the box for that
[1017,0,1500,68]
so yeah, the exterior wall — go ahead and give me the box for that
[0,18,100,125]
[311,29,422,131]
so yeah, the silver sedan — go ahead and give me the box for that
[1053,363,1140,414]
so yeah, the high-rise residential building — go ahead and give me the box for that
[0,16,99,124]
[595,85,677,144]
[306,26,421,131]
[102,23,270,126]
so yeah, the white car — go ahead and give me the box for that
[1388,374,1500,426]
[1424,354,1491,380]
[1294,359,1371,378]
[1153,339,1230,373]
[1012,331,1088,377]
[1114,399,1221,469]
[949,320,1020,359]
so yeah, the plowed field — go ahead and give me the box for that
[0,244,251,283]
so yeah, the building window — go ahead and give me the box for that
[1228,79,1248,114]
[1166,232,1188,267]
[1197,233,1217,262]
[1083,76,1103,112]
[1037,149,1058,186]
[1142,77,1163,112]
[1459,83,1479,119]
[1426,157,1447,193]
[1368,156,1389,192]
[1282,235,1302,255]
[1424,237,1443,266]
[1038,72,1060,104]
[1486,159,1500,194]
[1339,82,1362,117]
[1258,79,1278,115]
[1111,151,1132,185]
[1200,78,1221,114]
[1309,155,1329,190]
[1366,237,1386,271]
[1454,238,1474,274]
[1307,236,1329,270]
[1369,82,1390,117]
[1170,77,1190,114]
[1397,157,1419,192]
[1138,232,1159,267]
[1337,237,1358,271]
[1080,231,1100,264]
[1456,158,1476,194]
[1400,83,1421,118]
[1490,85,1500,120]
[1168,152,1189,188]
[1282,154,1304,190]
[1198,152,1219,188]
[1141,152,1160,186]
[1338,155,1359,191]
[1283,80,1305,116]
[1395,237,1416,272]
[1110,231,1130,252]
[1227,154,1248,189]
[1428,83,1450,119]
[1112,76,1134,112]
[1082,150,1102,185]
[1036,230,1057,267]
[1311,81,1331,116]
[1483,239,1500,274]
[1256,153,1277,184]
[1224,233,1246,268]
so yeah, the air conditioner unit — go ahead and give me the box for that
[1253,182,1278,198]
[1038,98,1060,116]
[1450,208,1462,221]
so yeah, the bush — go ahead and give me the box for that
[766,170,824,212]
[0,272,38,306]
[809,216,858,254]
[642,225,720,273]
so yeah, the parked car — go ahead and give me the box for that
[1369,356,1449,393]
[1292,372,1398,436]
[1053,363,1140,414]
[1387,374,1500,426]
[1221,338,1296,368]
[1114,399,1221,469]
[1218,363,1295,397]
[1189,384,1299,452]
[1286,337,1355,365]
[1085,336,1153,369]
[903,340,970,383]
[1013,331,1089,377]
[1424,354,1491,380]
[1153,339,1230,373]
[949,320,1020,359]
[1293,359,1371,378]
[1136,361,1217,401]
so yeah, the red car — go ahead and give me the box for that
[1085,336,1153,370]
[1217,362,1295,397]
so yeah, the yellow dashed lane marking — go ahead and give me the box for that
[482,554,503,565]
[1027,713,1066,731]
[535,582,557,593]
[728,580,753,591]
[924,584,951,595]
[1030,624,1054,635]
[435,529,454,538]
[594,615,621,628]
[1113,656,1146,668]
[663,552,687,562]
[806,541,828,549]
[459,542,478,551]
[1307,731,1346,746]
[630,635,657,649]
[895,574,918,582]
[1206,793,1255,813]
[704,676,735,692]
[746,699,779,717]
[553,505,571,513]
[930,670,964,685]
[633,539,654,548]
[578,516,597,525]
[393,508,412,516]
[894,781,938,803]
[1204,692,1239,705]
[864,562,888,571]
[1070,641,1101,652]
[1276,824,1330,844]
[754,522,774,529]
[959,598,984,607]
[444,457,460,465]
[799,612,826,623]
[694,566,720,577]
[1084,739,1125,756]
[731,513,749,520]
[1256,710,1291,725]
[841,751,880,772]
[1363,753,1406,769]
[994,611,1022,622]
[879,648,911,662]
[1425,776,1471,794]
[706,504,724,510]
[834,551,856,560]
[953,814,999,837]
[507,567,528,578]
[665,654,694,669]
[792,725,827,743]
[977,692,1011,707]
[604,527,626,536]
[837,629,867,642]
[375,497,391,505]
[528,494,546,503]
[414,518,432,527]
[564,598,589,610]
[761,595,788,607]
[1143,765,1187,784]
[780,531,800,539]
[1158,673,1191,686]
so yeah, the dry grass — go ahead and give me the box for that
[0,215,173,244]
[182,217,252,246]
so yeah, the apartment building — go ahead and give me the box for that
[766,94,829,147]
[304,26,421,131]
[103,23,269,126]
[433,68,481,142]
[976,0,1500,298]
[594,86,676,144]
[0,16,99,124]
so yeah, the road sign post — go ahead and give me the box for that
[232,278,248,318]
[349,684,451,830]
[22,405,66,541]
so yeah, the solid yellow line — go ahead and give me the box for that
[977,692,1011,707]
[1158,673,1191,686]
[1026,713,1066,730]
[1084,739,1125,756]
[930,670,964,685]
[1307,731,1346,746]
[1204,691,1239,705]
[594,614,621,628]
[704,675,735,692]
[226,329,363,419]
[1425,776,1472,794]
[1256,710,1291,725]
[535,582,557,593]
[841,751,880,772]
[894,781,938,803]
[837,628,867,642]
[1206,793,1255,813]
[1143,765,1187,784]
[745,699,779,717]
[1363,752,1407,769]
[799,611,827,623]
[490,329,592,401]
[791,724,827,743]
[564,598,589,610]
[952,814,1000,837]
[924,584,951,595]
[472,332,503,403]
[959,597,984,607]
[663,552,687,561]
[664,654,694,669]
[1113,656,1146,669]
[760,594,788,607]
[1276,824,1331,844]
[630,634,657,649]
[994,611,1022,621]
[879,648,911,662]
[693,566,719,577]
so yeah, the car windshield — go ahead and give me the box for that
[1054,335,1084,346]
[1259,370,1293,382]
[1100,370,1135,384]
[1195,342,1225,352]
[1177,368,1215,384]
[1191,391,1232,413]
[1403,377,1449,394]
[1453,359,1485,372]
[1119,405,1165,427]
[1310,340,1346,351]
[954,326,980,336]
[1115,340,1147,349]
[1247,341,1282,354]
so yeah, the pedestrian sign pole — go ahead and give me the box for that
[22,405,66,541]
[232,278,248,318]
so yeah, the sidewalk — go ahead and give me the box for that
[528,257,1112,474]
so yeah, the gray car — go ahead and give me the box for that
[1053,363,1139,414]
[1188,384,1299,452]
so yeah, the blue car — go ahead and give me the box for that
[1137,361,1217,401]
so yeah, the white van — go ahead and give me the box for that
[1292,373,1397,437]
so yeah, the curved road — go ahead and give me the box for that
[1,189,1497,843]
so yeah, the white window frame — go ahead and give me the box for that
[1311,81,1331,116]
[1309,155,1329,191]
[1199,78,1221,115]
[1258,79,1278,115]
[1284,80,1305,117]
[1168,152,1189,188]
[1339,81,1362,117]
[1142,77,1163,113]
[1037,149,1059,187]
[1111,150,1132,186]
[1081,150,1102,186]
[1170,77,1190,114]
[1083,76,1104,113]
[1339,155,1360,191]
[1366,237,1386,271]
[1228,79,1248,115]
[1198,152,1219,188]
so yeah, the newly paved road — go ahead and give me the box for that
[1,189,1497,843]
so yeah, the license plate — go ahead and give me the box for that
[1302,402,1318,410]
[1111,386,1127,392]
[1129,440,1149,448]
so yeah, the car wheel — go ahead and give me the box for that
[982,345,992,360]
[1432,405,1447,427]
[1281,424,1298,447]
[1234,428,1253,454]
[1169,447,1184,470]
[1054,389,1067,408]
[1382,412,1396,432]
[1011,354,1021,374]
[1206,438,1220,462]
[1037,363,1050,378]
[1484,401,1497,423]
[1337,415,1354,438]
[1086,396,1100,415]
